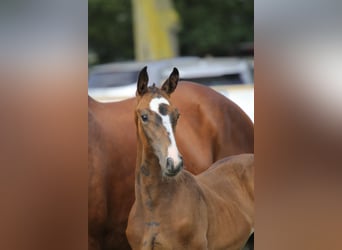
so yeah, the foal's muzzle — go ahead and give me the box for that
[165,156,183,176]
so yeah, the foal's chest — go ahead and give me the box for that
[141,232,159,250]
[140,230,171,250]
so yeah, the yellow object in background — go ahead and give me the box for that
[132,0,180,61]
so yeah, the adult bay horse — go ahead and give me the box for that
[126,67,254,249]
[88,72,254,249]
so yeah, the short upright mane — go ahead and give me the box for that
[148,84,162,95]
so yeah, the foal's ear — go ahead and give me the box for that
[136,66,149,96]
[161,67,179,95]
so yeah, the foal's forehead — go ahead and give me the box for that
[149,97,170,113]
[138,92,172,110]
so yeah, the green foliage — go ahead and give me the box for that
[173,0,253,56]
[88,0,134,64]
[88,0,253,64]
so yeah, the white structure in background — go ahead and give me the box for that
[88,57,254,122]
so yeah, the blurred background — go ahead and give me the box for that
[88,0,254,121]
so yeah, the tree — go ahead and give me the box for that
[88,0,253,65]
[173,0,253,56]
[88,0,134,64]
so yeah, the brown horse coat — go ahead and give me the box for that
[127,68,254,249]
[127,155,254,250]
[88,81,254,250]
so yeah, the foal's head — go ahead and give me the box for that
[135,66,183,177]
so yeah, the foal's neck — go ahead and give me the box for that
[136,139,163,184]
[135,140,173,204]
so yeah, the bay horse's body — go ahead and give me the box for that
[88,79,254,249]
[126,67,254,250]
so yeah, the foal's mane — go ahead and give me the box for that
[148,83,161,95]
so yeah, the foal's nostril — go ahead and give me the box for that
[178,155,183,166]
[178,158,183,169]
[166,157,174,171]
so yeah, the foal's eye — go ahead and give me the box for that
[175,109,180,120]
[141,114,148,122]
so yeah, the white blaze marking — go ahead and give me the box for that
[149,97,181,166]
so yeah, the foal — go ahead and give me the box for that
[126,67,254,250]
